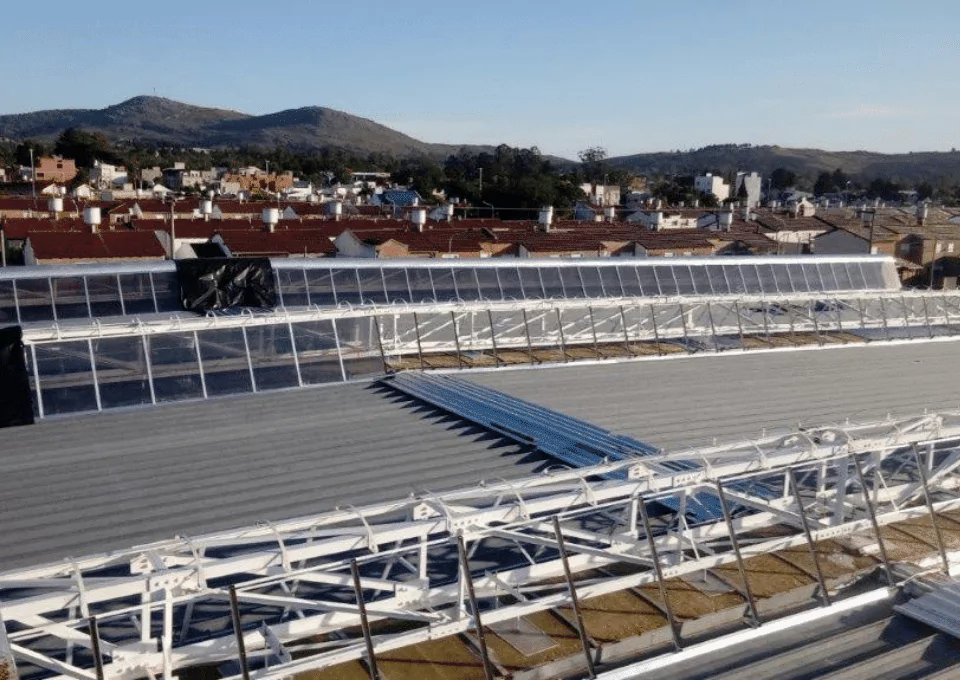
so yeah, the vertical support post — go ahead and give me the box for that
[705,302,720,352]
[456,534,496,680]
[87,617,105,680]
[834,298,845,338]
[636,497,683,651]
[650,304,664,356]
[241,327,256,393]
[412,312,425,371]
[852,454,894,585]
[556,308,570,362]
[228,585,251,680]
[87,339,102,412]
[715,481,760,627]
[810,301,824,346]
[912,445,951,575]
[878,296,892,340]
[787,469,832,607]
[521,309,539,363]
[351,560,381,680]
[761,301,771,343]
[371,315,388,375]
[677,303,690,348]
[587,306,601,359]
[552,517,596,678]
[486,309,502,367]
[920,295,934,339]
[450,311,465,370]
[733,300,747,349]
[618,305,632,354]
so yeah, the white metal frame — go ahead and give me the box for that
[18,289,960,419]
[4,412,960,680]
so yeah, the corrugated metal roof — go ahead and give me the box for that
[0,382,545,571]
[467,341,960,451]
[4,340,960,572]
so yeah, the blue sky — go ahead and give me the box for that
[1,0,957,159]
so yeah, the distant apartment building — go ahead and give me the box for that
[220,168,294,194]
[579,182,621,207]
[627,210,700,230]
[90,161,129,189]
[694,173,730,203]
[34,156,77,183]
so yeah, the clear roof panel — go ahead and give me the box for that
[0,256,899,324]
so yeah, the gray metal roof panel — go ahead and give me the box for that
[466,341,960,452]
[4,340,960,572]
[0,383,544,571]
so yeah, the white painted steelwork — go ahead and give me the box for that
[3,412,960,680]
[15,288,960,419]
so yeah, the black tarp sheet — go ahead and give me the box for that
[0,325,35,428]
[176,258,277,313]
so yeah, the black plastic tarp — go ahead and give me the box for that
[0,325,35,428]
[176,258,277,313]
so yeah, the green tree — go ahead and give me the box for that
[54,128,117,167]
[14,140,50,166]
[769,167,796,191]
[578,146,608,182]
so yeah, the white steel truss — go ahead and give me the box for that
[4,411,960,680]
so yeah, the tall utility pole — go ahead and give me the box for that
[168,197,177,260]
[29,148,36,199]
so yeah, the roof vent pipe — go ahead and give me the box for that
[411,208,427,232]
[718,209,733,231]
[262,207,280,233]
[47,197,63,217]
[327,201,343,222]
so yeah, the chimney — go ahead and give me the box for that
[604,206,616,222]
[917,202,928,226]
[538,205,554,232]
[200,199,213,222]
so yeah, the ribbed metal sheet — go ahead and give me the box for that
[0,383,547,572]
[4,340,960,572]
[467,342,960,452]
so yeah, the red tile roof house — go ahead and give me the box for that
[214,231,336,258]
[24,231,166,264]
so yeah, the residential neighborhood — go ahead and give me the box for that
[2,152,959,289]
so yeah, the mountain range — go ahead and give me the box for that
[605,145,960,184]
[2,97,960,184]
[0,96,494,159]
